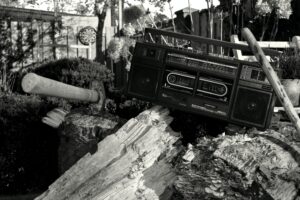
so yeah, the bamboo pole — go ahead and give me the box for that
[242,28,300,135]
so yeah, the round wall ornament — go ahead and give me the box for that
[78,26,97,45]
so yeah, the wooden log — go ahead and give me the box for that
[22,73,99,103]
[241,28,300,135]
[35,106,181,200]
[57,108,125,174]
[174,129,300,200]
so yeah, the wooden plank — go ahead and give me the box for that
[292,36,300,53]
[230,35,244,59]
[0,5,64,22]
[66,27,69,58]
[274,106,300,113]
[242,27,300,135]
[145,28,282,57]
[233,40,294,48]
[23,21,34,66]
[41,21,44,60]
[69,44,90,49]
[42,21,53,60]
[67,26,77,58]
[51,21,57,59]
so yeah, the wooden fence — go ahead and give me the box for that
[0,6,112,69]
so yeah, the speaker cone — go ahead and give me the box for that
[128,65,160,99]
[231,86,272,127]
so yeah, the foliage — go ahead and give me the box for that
[14,57,114,110]
[123,5,145,24]
[0,0,19,7]
[32,57,113,87]
[279,51,300,79]
[0,19,37,92]
[107,37,135,63]
[255,0,292,19]
[0,93,58,194]
[255,0,292,40]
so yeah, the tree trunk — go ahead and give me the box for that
[95,12,106,64]
[168,1,176,32]
[35,106,181,200]
[270,16,279,41]
[260,16,268,41]
[188,0,194,33]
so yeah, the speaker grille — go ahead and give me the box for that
[128,65,160,99]
[231,86,272,127]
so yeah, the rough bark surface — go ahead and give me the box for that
[36,106,182,200]
[58,108,125,174]
[173,124,300,200]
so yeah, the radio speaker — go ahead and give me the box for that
[231,86,274,128]
[127,65,161,100]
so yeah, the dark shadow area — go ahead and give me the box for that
[170,109,227,146]
[0,94,59,195]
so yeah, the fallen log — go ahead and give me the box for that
[35,106,182,200]
[173,127,300,200]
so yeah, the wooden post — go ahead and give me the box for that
[292,36,300,54]
[22,73,99,103]
[118,0,123,34]
[242,28,300,135]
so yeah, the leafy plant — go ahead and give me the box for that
[14,57,114,110]
[0,19,37,92]
[0,93,58,194]
[279,51,300,79]
[255,0,292,40]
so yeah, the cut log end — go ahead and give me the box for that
[21,72,39,93]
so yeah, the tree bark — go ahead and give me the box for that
[58,108,125,174]
[173,126,300,200]
[95,11,106,64]
[35,106,181,200]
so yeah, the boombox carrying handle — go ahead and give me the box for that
[144,28,281,57]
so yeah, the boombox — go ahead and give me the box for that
[126,29,277,130]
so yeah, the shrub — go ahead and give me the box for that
[14,57,114,110]
[0,93,58,194]
[279,51,300,79]
[32,57,114,88]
